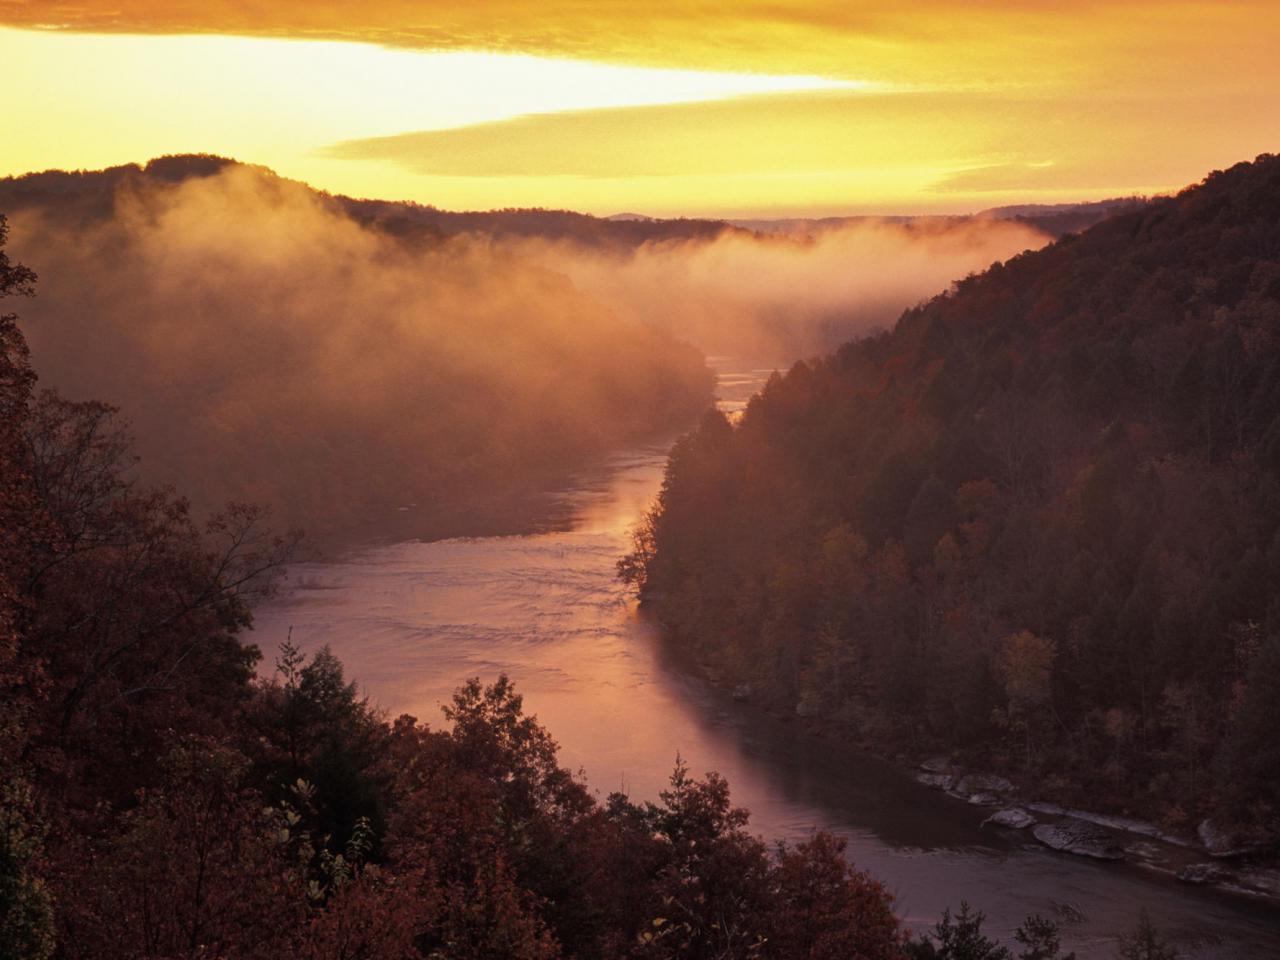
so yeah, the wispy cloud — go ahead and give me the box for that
[4,1,1275,90]
[319,85,1279,212]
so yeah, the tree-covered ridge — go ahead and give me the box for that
[0,156,1123,250]
[626,154,1280,835]
[0,155,742,250]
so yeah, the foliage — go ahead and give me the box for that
[0,216,54,960]
[0,777,54,960]
[0,156,1206,960]
[0,238,907,960]
[627,154,1280,828]
[1115,912,1179,960]
[1013,914,1075,960]
[245,640,394,860]
[906,902,1011,960]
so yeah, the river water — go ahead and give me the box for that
[253,361,1279,959]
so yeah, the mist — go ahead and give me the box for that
[5,160,1051,540]
[510,216,1052,360]
[6,165,712,538]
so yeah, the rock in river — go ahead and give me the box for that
[794,697,821,718]
[954,773,1015,798]
[1197,818,1269,859]
[1177,862,1235,885]
[915,771,956,790]
[1032,820,1125,860]
[984,807,1036,829]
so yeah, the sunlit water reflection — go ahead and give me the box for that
[254,361,1279,959]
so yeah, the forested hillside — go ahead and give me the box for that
[731,200,1139,241]
[0,159,714,541]
[626,154,1280,837]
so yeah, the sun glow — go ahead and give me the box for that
[2,27,862,192]
[3,2,1279,216]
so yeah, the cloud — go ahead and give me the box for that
[322,91,937,179]
[4,1,1276,92]
[321,85,1280,207]
[3,4,1276,214]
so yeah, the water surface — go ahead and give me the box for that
[254,362,1279,959]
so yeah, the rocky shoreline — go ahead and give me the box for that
[910,756,1280,902]
[710,671,1280,906]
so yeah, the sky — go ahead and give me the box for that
[3,1,1279,217]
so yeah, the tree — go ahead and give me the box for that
[247,642,393,858]
[997,631,1057,767]
[1115,912,1178,960]
[10,386,298,815]
[909,902,1011,960]
[0,217,54,960]
[629,154,1280,824]
[1218,630,1280,823]
[0,778,54,960]
[765,831,903,960]
[633,758,772,960]
[618,506,660,591]
[55,740,304,960]
[904,476,955,567]
[383,677,587,958]
[1014,914,1075,960]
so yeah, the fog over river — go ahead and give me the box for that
[254,361,1280,960]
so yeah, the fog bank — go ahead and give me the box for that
[7,166,712,537]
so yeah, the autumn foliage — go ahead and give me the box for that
[0,212,904,957]
[626,154,1280,835]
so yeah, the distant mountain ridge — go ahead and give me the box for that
[2,154,1134,249]
[0,155,739,252]
[730,198,1144,239]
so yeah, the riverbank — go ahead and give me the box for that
[679,651,1280,909]
[254,357,1280,959]
[255,481,1280,955]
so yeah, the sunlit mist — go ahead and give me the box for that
[0,26,866,213]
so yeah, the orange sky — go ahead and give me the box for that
[3,1,1278,215]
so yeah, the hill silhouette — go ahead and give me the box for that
[0,155,740,250]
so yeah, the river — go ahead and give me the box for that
[253,360,1279,959]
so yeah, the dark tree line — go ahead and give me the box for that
[0,155,741,253]
[626,155,1280,838]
